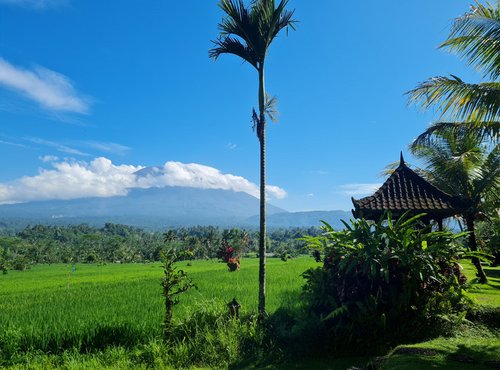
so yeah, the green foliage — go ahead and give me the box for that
[476,217,500,266]
[441,1,500,80]
[301,213,472,352]
[166,302,268,368]
[0,258,498,368]
[0,237,31,273]
[462,261,500,307]
[0,258,314,367]
[210,0,298,316]
[160,249,195,337]
[410,126,499,282]
[382,326,500,370]
[407,1,500,139]
[0,304,270,369]
[0,223,317,269]
[0,243,8,274]
[410,128,500,212]
[209,0,297,71]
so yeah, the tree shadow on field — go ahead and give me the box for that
[80,324,148,351]
[1,324,150,367]
[447,342,500,364]
[483,267,500,282]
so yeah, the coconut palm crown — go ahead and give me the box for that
[209,0,296,315]
[408,1,500,139]
[411,127,500,282]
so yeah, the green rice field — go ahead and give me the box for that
[0,257,316,358]
[1,257,498,369]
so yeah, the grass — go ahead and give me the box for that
[380,260,500,370]
[462,262,500,306]
[0,257,318,368]
[1,258,498,369]
[381,335,500,370]
[0,256,316,323]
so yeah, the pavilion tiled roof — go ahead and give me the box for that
[351,154,469,220]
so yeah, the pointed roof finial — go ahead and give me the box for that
[400,151,405,166]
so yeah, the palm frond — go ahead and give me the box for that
[474,143,500,197]
[219,0,262,53]
[410,126,498,201]
[210,0,296,68]
[218,1,249,39]
[380,161,401,177]
[380,160,426,178]
[209,36,259,68]
[410,121,495,149]
[211,0,262,66]
[251,0,296,57]
[268,0,297,41]
[264,93,279,122]
[407,75,500,125]
[441,1,500,79]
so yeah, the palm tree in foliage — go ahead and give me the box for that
[408,1,500,140]
[209,0,296,315]
[411,127,500,283]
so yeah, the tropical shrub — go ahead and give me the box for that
[301,213,471,352]
[476,217,500,266]
[217,240,240,272]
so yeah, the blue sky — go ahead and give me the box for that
[0,0,480,211]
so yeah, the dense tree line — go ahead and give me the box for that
[0,223,320,272]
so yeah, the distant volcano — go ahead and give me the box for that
[134,166,163,177]
[0,186,287,229]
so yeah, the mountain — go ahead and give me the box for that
[0,162,354,230]
[246,210,352,229]
[0,187,286,230]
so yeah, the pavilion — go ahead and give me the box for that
[351,153,470,230]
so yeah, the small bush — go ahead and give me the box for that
[161,249,195,337]
[166,301,269,368]
[301,213,472,353]
[216,240,241,271]
[466,306,500,330]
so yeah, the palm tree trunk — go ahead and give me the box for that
[465,214,488,283]
[258,64,267,316]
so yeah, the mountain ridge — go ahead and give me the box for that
[0,186,351,230]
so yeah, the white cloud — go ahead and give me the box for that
[0,0,67,9]
[25,137,130,156]
[0,58,89,114]
[26,137,91,156]
[226,142,237,150]
[81,141,130,155]
[338,183,382,197]
[0,158,287,204]
[39,155,59,162]
[265,185,287,200]
[0,139,27,148]
[136,162,287,200]
[0,158,141,204]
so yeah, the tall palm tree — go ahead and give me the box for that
[408,1,500,140]
[410,127,500,283]
[209,0,296,315]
